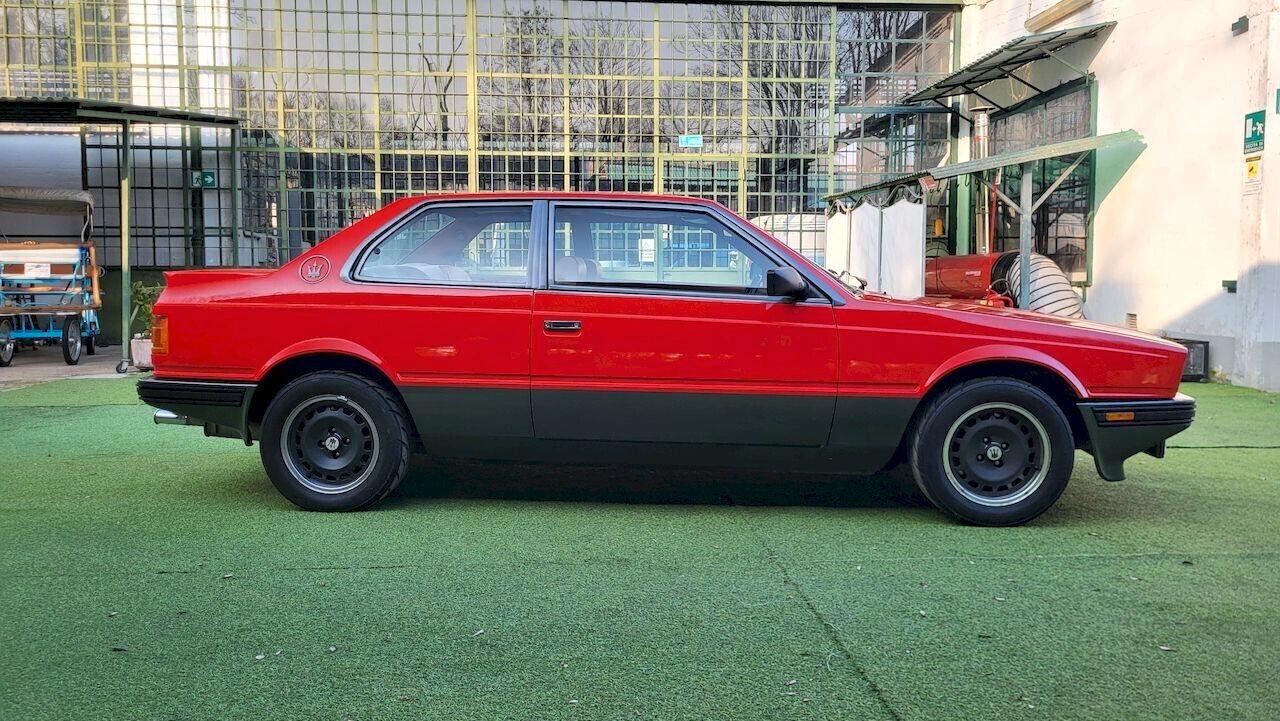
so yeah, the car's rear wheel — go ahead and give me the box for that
[259,371,410,511]
[909,378,1074,526]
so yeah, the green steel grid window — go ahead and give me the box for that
[85,123,240,267]
[658,4,743,80]
[989,83,1093,279]
[663,159,739,211]
[476,0,563,75]
[2,0,953,269]
[745,5,830,82]
[833,111,949,193]
[570,155,653,193]
[568,78,653,153]
[379,153,469,201]
[479,153,565,191]
[836,10,952,107]
[1,0,74,95]
[658,79,742,153]
[477,75,564,152]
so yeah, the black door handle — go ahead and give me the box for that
[544,320,582,332]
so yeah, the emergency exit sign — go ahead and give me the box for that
[1244,110,1266,153]
[190,170,217,188]
[677,134,703,148]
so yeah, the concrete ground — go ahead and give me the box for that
[0,345,126,389]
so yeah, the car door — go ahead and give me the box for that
[531,201,838,447]
[347,200,541,442]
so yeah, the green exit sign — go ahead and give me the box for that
[677,134,703,149]
[190,170,217,188]
[1244,110,1266,153]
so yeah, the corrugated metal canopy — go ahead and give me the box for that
[0,96,240,128]
[825,130,1142,205]
[0,186,93,214]
[824,171,930,204]
[901,21,1115,105]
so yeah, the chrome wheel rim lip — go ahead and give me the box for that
[942,401,1050,508]
[281,394,379,495]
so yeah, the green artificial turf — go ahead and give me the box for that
[0,380,1276,720]
[1171,382,1279,448]
[0,377,142,407]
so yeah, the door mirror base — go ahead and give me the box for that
[766,267,809,300]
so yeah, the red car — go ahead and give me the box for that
[139,193,1193,525]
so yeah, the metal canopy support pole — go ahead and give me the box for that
[1018,161,1033,309]
[119,119,132,365]
[230,129,239,266]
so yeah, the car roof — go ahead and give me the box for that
[406,191,723,207]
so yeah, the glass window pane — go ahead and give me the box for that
[360,205,533,286]
[553,205,777,293]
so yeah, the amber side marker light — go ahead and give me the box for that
[151,315,168,355]
[1104,411,1135,422]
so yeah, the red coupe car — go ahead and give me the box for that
[139,193,1193,525]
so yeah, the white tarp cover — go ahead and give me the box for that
[878,199,925,298]
[0,186,93,215]
[846,203,882,291]
[823,199,925,298]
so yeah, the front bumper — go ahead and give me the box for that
[137,378,257,444]
[1078,393,1195,481]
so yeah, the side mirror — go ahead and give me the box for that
[766,267,808,300]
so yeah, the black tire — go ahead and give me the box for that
[0,318,13,367]
[259,371,411,511]
[85,326,97,355]
[61,317,82,365]
[909,378,1074,526]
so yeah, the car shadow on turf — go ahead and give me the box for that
[386,457,931,510]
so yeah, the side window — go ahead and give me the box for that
[358,204,532,286]
[552,206,778,294]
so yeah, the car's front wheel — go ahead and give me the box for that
[909,378,1074,526]
[259,371,411,511]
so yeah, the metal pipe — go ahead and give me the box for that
[1018,161,1034,310]
[971,105,993,255]
[119,119,132,364]
[154,409,195,426]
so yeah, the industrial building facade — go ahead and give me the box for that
[0,0,955,267]
[2,0,1278,390]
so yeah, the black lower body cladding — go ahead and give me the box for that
[1078,394,1195,481]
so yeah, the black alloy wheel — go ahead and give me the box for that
[259,371,411,511]
[910,378,1074,526]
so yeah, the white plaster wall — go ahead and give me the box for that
[963,0,1280,389]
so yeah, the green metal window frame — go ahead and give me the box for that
[986,76,1096,284]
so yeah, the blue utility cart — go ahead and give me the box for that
[0,188,100,367]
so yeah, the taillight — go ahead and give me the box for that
[151,315,169,355]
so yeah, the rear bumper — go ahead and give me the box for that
[1078,393,1195,481]
[137,378,256,444]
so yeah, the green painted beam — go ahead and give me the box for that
[929,129,1142,179]
[824,130,1143,204]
